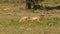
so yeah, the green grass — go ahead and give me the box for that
[0,3,60,34]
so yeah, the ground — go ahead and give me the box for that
[0,3,60,34]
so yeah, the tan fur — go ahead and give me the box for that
[19,16,40,22]
[19,16,29,22]
[29,16,40,21]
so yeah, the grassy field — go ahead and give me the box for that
[0,1,60,34]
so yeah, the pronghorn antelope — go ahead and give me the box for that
[19,16,40,22]
[29,16,40,22]
[19,16,29,22]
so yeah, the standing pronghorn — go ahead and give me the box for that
[19,16,29,22]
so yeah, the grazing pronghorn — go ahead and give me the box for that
[29,16,40,22]
[19,16,29,22]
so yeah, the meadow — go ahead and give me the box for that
[0,0,60,34]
